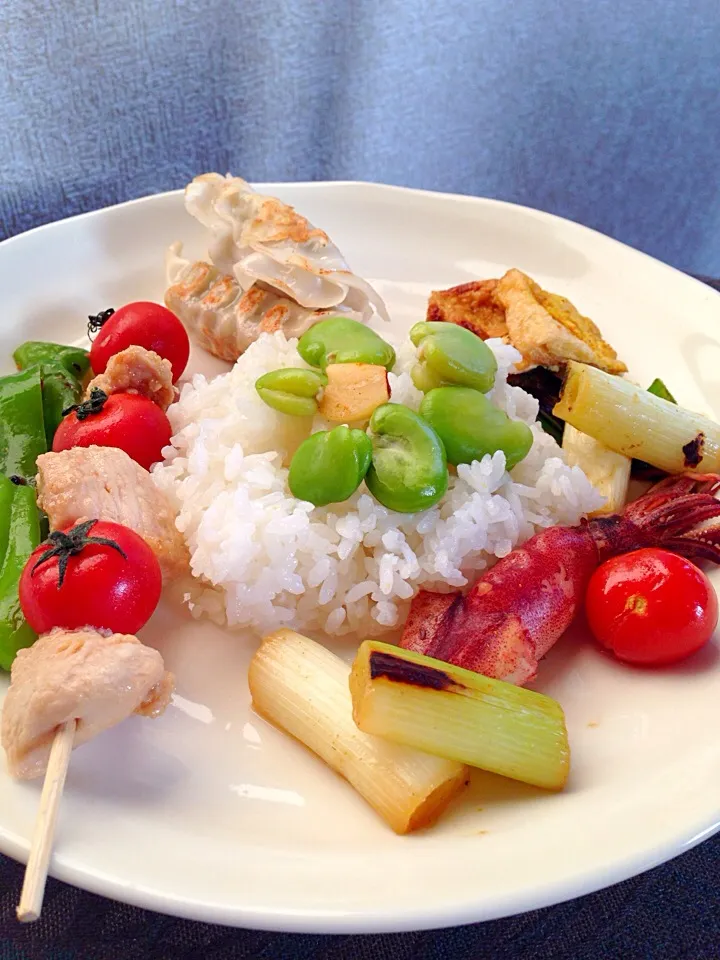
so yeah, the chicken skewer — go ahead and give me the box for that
[3,623,174,921]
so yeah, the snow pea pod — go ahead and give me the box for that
[255,368,327,417]
[14,341,91,381]
[409,321,497,393]
[289,425,373,506]
[0,476,40,670]
[366,403,448,513]
[298,317,396,371]
[419,386,533,469]
[0,367,47,477]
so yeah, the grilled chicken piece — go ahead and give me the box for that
[427,279,507,340]
[36,446,189,579]
[495,269,627,374]
[164,243,332,363]
[1,627,174,780]
[426,269,626,375]
[86,345,175,410]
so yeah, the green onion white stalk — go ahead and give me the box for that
[562,423,631,515]
[554,361,720,473]
[350,641,570,791]
[248,629,469,834]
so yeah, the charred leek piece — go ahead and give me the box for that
[350,641,570,791]
[248,629,469,834]
[562,423,630,515]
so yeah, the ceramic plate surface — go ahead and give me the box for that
[1,183,719,932]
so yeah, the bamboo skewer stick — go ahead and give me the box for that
[16,719,76,923]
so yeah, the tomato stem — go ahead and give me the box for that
[62,387,108,421]
[31,519,128,589]
[87,308,115,339]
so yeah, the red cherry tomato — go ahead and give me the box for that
[585,548,718,666]
[90,302,190,382]
[19,520,162,635]
[53,392,171,470]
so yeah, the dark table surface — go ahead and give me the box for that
[0,277,719,960]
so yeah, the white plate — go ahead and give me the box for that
[1,183,720,933]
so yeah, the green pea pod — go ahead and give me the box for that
[409,321,498,393]
[14,341,91,381]
[0,476,40,670]
[419,386,533,469]
[366,403,448,513]
[256,368,327,417]
[0,367,47,477]
[297,317,396,371]
[289,425,373,506]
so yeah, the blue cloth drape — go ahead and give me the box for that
[1,1,718,273]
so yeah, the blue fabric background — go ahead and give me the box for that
[0,0,718,274]
[1,2,720,956]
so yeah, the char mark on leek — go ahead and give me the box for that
[683,433,705,469]
[369,650,453,691]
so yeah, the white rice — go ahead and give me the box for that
[152,331,603,638]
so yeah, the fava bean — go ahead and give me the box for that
[419,386,533,469]
[255,368,327,417]
[409,321,497,393]
[289,425,373,506]
[298,317,395,371]
[365,404,447,513]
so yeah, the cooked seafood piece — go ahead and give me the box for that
[183,173,390,320]
[165,243,338,363]
[426,269,626,374]
[85,345,175,410]
[36,446,189,579]
[1,627,174,780]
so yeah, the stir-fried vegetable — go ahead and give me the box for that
[365,403,448,513]
[0,476,42,670]
[350,641,570,790]
[409,321,497,393]
[13,341,90,381]
[419,386,532,468]
[288,426,372,506]
[297,316,396,371]
[248,629,468,834]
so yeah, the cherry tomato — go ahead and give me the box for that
[19,520,162,635]
[53,391,171,470]
[89,302,190,382]
[585,548,718,666]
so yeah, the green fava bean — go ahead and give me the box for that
[256,368,327,417]
[289,425,373,506]
[419,386,533,469]
[409,321,497,393]
[365,403,448,513]
[297,316,396,371]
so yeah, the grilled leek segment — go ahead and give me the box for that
[350,640,570,791]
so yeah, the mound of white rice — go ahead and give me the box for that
[152,331,603,638]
